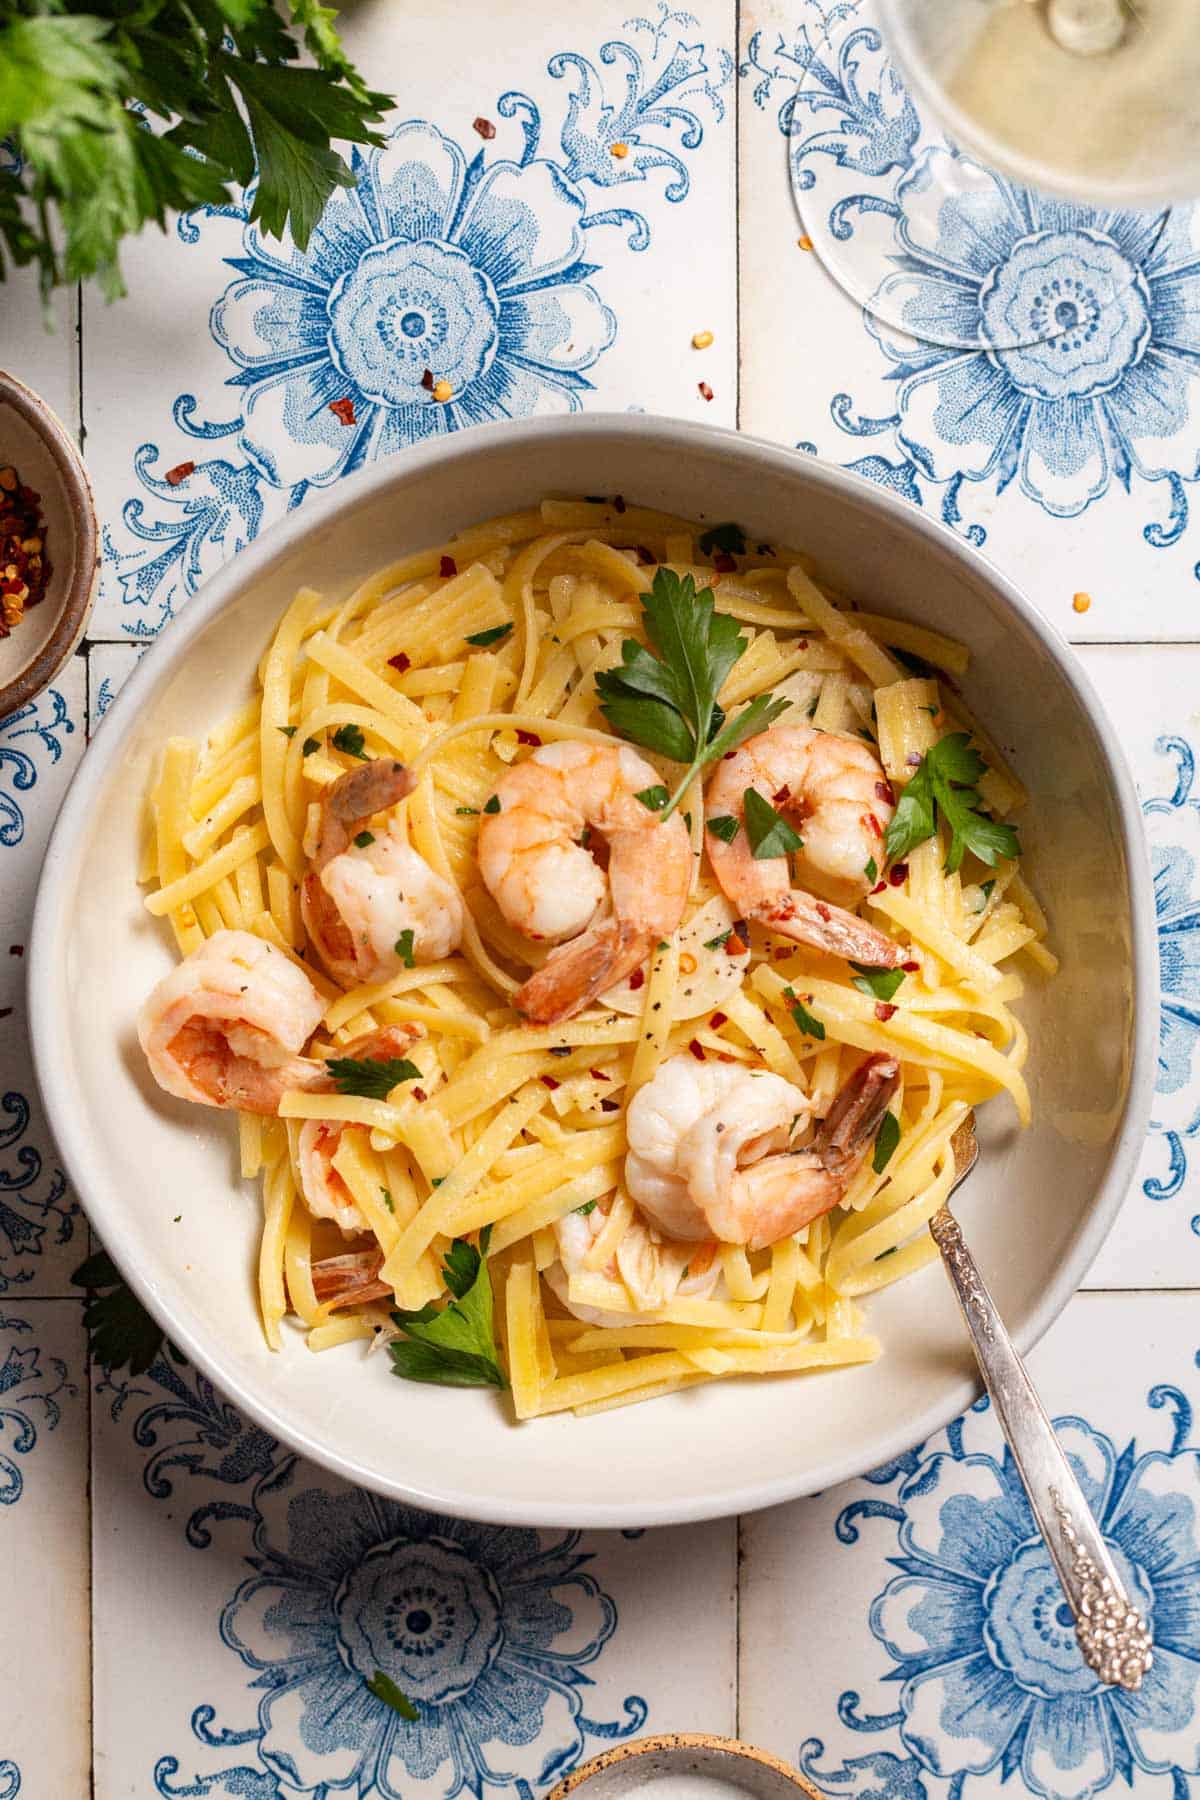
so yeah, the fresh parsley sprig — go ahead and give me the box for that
[388,1228,507,1389]
[0,2,392,299]
[595,569,790,818]
[325,1056,421,1098]
[72,1249,177,1377]
[885,734,1019,874]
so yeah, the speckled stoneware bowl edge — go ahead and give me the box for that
[546,1734,826,1800]
[0,368,99,717]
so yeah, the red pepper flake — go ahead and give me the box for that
[9,944,24,956]
[869,880,887,895]
[516,729,542,747]
[815,902,832,922]
[388,651,411,674]
[717,1052,737,1064]
[710,1011,728,1029]
[771,785,792,807]
[888,862,909,886]
[540,1075,561,1091]
[773,945,792,960]
[329,397,356,426]
[17,485,39,506]
[613,494,627,514]
[875,1002,898,1022]
[165,460,195,487]
[635,544,655,565]
[599,1096,620,1112]
[473,116,496,139]
[629,967,645,991]
[861,812,884,838]
[698,381,714,401]
[875,779,895,805]
[712,550,736,573]
[411,1086,428,1103]
[438,555,458,579]
[688,1038,706,1060]
[420,369,435,391]
[589,1067,612,1082]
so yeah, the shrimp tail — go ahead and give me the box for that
[763,890,903,968]
[225,1052,328,1114]
[514,919,647,1025]
[815,1052,901,1176]
[311,1249,391,1311]
[314,759,415,867]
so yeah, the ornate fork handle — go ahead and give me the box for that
[929,1205,1154,1692]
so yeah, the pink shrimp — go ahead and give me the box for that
[295,1024,422,1236]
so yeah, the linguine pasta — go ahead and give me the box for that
[139,498,1053,1418]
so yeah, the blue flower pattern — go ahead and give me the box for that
[804,1375,1200,1800]
[0,1311,74,1506]
[103,9,731,636]
[0,686,75,849]
[1141,737,1200,1221]
[741,0,1200,551]
[0,1091,77,1294]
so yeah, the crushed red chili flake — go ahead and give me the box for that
[688,1038,706,1060]
[888,862,909,886]
[420,369,435,391]
[875,779,895,805]
[771,785,791,807]
[709,1010,728,1029]
[861,812,884,837]
[165,460,195,487]
[439,555,458,578]
[540,1075,561,1090]
[516,729,542,746]
[773,945,791,960]
[902,960,920,973]
[629,967,645,991]
[589,1067,612,1082]
[869,880,887,895]
[815,902,832,921]
[9,944,24,956]
[411,1086,428,1103]
[599,1096,620,1112]
[473,116,496,139]
[712,550,736,573]
[388,651,411,673]
[634,544,655,564]
[0,467,49,638]
[698,381,714,401]
[329,397,357,426]
[875,1002,898,1022]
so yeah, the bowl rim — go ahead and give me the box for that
[0,367,100,718]
[28,413,1158,1526]
[544,1734,825,1800]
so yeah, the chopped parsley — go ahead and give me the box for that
[707,814,740,844]
[388,1227,507,1389]
[380,1188,395,1214]
[465,623,513,647]
[743,788,803,860]
[704,929,732,950]
[864,856,877,883]
[873,1111,901,1174]
[697,521,747,556]
[788,995,826,1041]
[301,736,320,757]
[394,929,415,969]
[332,723,368,759]
[325,1055,421,1098]
[574,1199,598,1216]
[885,735,1019,873]
[455,806,479,816]
[353,830,375,849]
[635,785,669,811]
[850,962,906,1003]
[278,724,297,737]
[483,795,501,814]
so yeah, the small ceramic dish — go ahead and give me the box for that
[29,416,1157,1526]
[0,369,98,719]
[546,1734,823,1800]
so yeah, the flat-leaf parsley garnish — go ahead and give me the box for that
[783,987,826,1041]
[332,722,368,759]
[697,521,747,556]
[325,1056,420,1098]
[873,1111,901,1174]
[595,568,789,819]
[72,1249,178,1377]
[635,785,669,811]
[394,928,415,969]
[706,813,740,844]
[885,734,1019,873]
[743,788,803,860]
[850,962,906,1003]
[389,1227,507,1389]
[465,623,512,647]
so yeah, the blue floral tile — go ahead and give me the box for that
[737,0,1200,641]
[91,1350,735,1798]
[84,0,736,641]
[1076,647,1200,1290]
[0,1301,90,1794]
[738,1290,1200,1800]
[87,642,145,737]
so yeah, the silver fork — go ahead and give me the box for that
[928,1115,1153,1692]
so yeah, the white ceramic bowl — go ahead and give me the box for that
[29,417,1156,1527]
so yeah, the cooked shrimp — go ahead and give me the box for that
[477,742,691,1024]
[626,1049,899,1251]
[545,1199,720,1326]
[301,759,464,988]
[311,1248,391,1312]
[138,929,327,1114]
[705,723,903,967]
[296,1025,422,1236]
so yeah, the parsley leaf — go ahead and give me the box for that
[706,814,740,844]
[864,856,877,883]
[325,1056,421,1098]
[575,1199,598,1216]
[704,930,732,950]
[595,569,790,818]
[367,1670,419,1721]
[394,929,415,969]
[697,521,747,556]
[301,736,320,757]
[850,963,906,1003]
[873,1112,901,1174]
[788,996,826,1041]
[353,830,375,848]
[483,795,501,814]
[635,785,669,811]
[465,623,512,647]
[278,724,297,737]
[884,734,1019,874]
[72,1250,179,1377]
[389,1228,507,1389]
[332,723,367,759]
[744,788,803,860]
